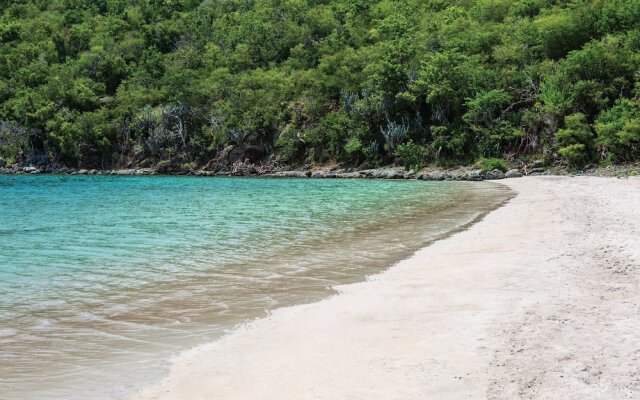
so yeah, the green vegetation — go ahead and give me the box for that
[476,157,508,172]
[395,140,423,171]
[1,0,640,169]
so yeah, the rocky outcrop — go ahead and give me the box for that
[505,169,523,178]
[419,171,448,181]
[485,169,505,180]
[461,169,484,181]
[0,157,564,180]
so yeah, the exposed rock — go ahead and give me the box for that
[230,160,259,176]
[77,169,88,175]
[56,166,73,174]
[485,169,505,180]
[421,171,447,181]
[383,168,404,179]
[0,158,5,168]
[270,170,309,178]
[336,171,362,179]
[528,167,546,175]
[155,160,183,174]
[403,171,416,179]
[505,169,523,178]
[138,158,155,168]
[461,169,484,181]
[228,145,265,164]
[115,169,136,175]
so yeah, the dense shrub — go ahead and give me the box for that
[556,113,595,166]
[475,157,508,172]
[395,140,424,171]
[595,99,640,163]
[1,0,640,168]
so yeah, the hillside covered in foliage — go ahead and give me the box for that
[1,0,640,170]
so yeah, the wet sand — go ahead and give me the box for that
[134,176,640,399]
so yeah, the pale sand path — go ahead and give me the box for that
[134,177,640,400]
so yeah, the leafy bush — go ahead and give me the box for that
[595,99,640,162]
[395,140,423,171]
[305,111,366,163]
[558,144,588,166]
[275,125,302,164]
[0,120,29,163]
[475,157,508,172]
[1,0,640,169]
[555,113,594,166]
[344,137,363,159]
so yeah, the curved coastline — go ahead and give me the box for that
[133,176,640,399]
[1,176,511,400]
[131,181,515,400]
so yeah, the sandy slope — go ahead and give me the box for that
[133,177,640,400]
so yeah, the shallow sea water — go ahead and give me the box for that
[0,175,511,399]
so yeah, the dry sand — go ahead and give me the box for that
[133,176,640,400]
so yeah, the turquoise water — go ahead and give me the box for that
[0,175,510,399]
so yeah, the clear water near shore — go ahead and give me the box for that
[0,175,511,399]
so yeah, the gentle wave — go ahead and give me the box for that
[0,175,510,399]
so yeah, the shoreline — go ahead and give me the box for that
[133,176,640,399]
[0,163,524,180]
[1,177,510,400]
[2,164,639,181]
[2,159,640,181]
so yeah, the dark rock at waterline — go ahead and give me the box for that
[528,167,546,175]
[403,171,416,179]
[267,170,310,178]
[22,166,40,174]
[337,171,363,179]
[385,170,403,179]
[377,168,404,179]
[420,171,448,181]
[505,169,523,178]
[461,169,484,181]
[530,160,544,168]
[485,169,505,180]
[0,158,5,168]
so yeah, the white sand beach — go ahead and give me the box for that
[133,176,640,400]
